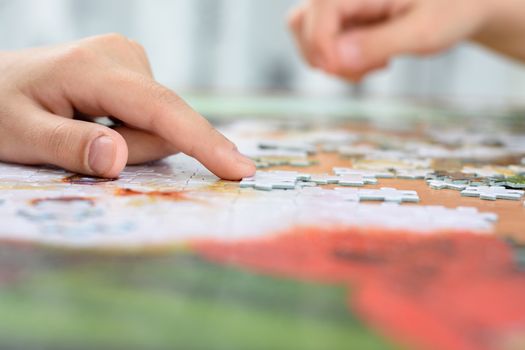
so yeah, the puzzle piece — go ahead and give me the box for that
[333,167,394,179]
[337,145,376,157]
[289,159,317,167]
[396,169,434,180]
[258,140,317,155]
[462,166,511,179]
[242,168,388,191]
[428,180,467,191]
[254,161,271,169]
[505,175,525,189]
[426,171,482,184]
[240,171,311,191]
[309,174,340,185]
[337,174,378,187]
[461,186,525,201]
[352,158,432,172]
[252,157,318,169]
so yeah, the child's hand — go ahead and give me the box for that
[0,34,255,180]
[288,0,493,81]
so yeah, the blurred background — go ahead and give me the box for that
[2,0,525,102]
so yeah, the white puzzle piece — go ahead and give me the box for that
[461,186,525,201]
[428,180,468,191]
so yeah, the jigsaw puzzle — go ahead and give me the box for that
[1,103,525,350]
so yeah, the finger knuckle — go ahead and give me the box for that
[140,79,183,129]
[129,40,151,67]
[99,32,130,44]
[55,44,95,66]
[88,33,136,53]
[129,39,146,54]
[148,81,181,107]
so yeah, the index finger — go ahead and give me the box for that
[69,70,255,180]
[303,0,342,71]
[288,4,314,66]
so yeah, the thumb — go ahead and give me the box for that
[29,110,128,178]
[336,12,424,75]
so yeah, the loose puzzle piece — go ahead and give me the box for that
[428,180,467,191]
[240,171,311,191]
[253,157,317,169]
[461,186,525,201]
[333,167,394,179]
[337,174,378,187]
[396,169,434,180]
[337,145,376,157]
[241,146,311,169]
[258,140,317,155]
[289,159,317,167]
[244,149,309,159]
[309,174,340,185]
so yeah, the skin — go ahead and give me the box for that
[0,34,256,180]
[288,0,525,82]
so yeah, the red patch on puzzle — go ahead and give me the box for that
[192,227,525,350]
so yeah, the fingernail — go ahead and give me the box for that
[88,136,116,176]
[339,39,362,70]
